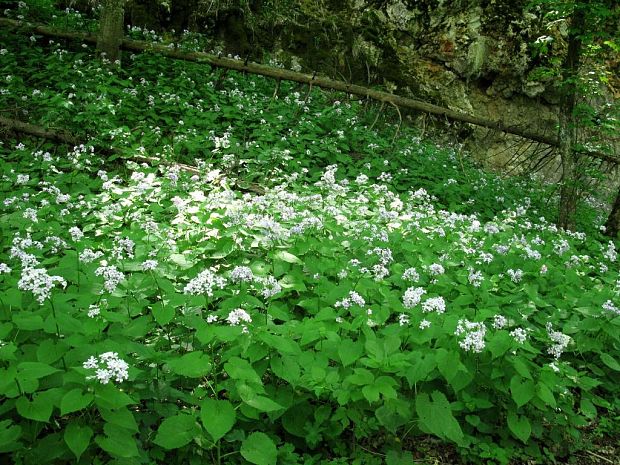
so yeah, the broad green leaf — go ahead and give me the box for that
[0,420,21,450]
[507,411,531,443]
[167,352,212,378]
[241,432,278,465]
[153,413,200,450]
[64,423,92,461]
[200,399,236,441]
[338,339,364,367]
[96,423,139,458]
[238,384,284,412]
[510,376,535,408]
[94,384,135,410]
[415,391,464,445]
[61,388,94,415]
[224,357,262,384]
[16,395,54,422]
[17,362,60,381]
[152,302,175,325]
[99,408,139,433]
[600,353,620,371]
[535,382,556,408]
[386,449,414,465]
[273,250,302,264]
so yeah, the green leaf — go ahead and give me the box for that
[386,449,414,465]
[64,423,92,461]
[99,408,139,433]
[415,391,464,445]
[507,411,531,443]
[510,376,535,408]
[17,362,60,381]
[61,388,94,415]
[153,413,200,450]
[0,420,22,451]
[241,432,278,465]
[152,302,175,325]
[96,423,139,458]
[338,339,364,367]
[94,384,135,410]
[224,357,262,385]
[600,353,620,371]
[167,352,212,378]
[200,399,236,441]
[238,384,284,412]
[535,382,556,408]
[16,395,53,422]
[273,250,302,264]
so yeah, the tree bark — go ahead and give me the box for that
[604,185,620,238]
[557,4,586,231]
[97,0,125,62]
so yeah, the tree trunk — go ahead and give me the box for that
[604,185,620,238]
[557,4,586,231]
[97,0,125,62]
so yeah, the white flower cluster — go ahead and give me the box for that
[398,314,409,326]
[402,267,419,282]
[492,314,508,329]
[95,264,125,293]
[455,319,487,353]
[506,269,523,284]
[510,327,528,344]
[142,259,158,271]
[184,268,227,297]
[257,275,282,299]
[421,296,446,314]
[0,263,11,274]
[603,241,617,262]
[83,352,129,384]
[402,287,426,309]
[602,300,619,316]
[230,265,254,283]
[226,308,252,326]
[428,263,445,276]
[335,291,366,309]
[112,237,135,260]
[546,323,571,359]
[18,267,67,304]
[80,248,104,263]
[69,226,84,242]
[468,269,483,287]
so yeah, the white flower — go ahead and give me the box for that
[468,269,483,287]
[16,174,29,185]
[230,266,254,283]
[259,275,281,299]
[0,263,11,274]
[23,208,38,222]
[69,227,84,242]
[403,287,426,309]
[428,263,445,275]
[602,300,619,316]
[421,296,446,314]
[402,267,419,282]
[80,248,103,263]
[95,265,125,293]
[142,259,158,271]
[184,268,226,297]
[455,319,486,353]
[398,314,409,326]
[546,322,571,359]
[84,352,129,384]
[492,314,508,329]
[112,237,135,260]
[419,319,431,330]
[87,304,101,318]
[510,327,528,344]
[18,267,67,304]
[226,308,252,326]
[506,269,523,284]
[206,314,218,323]
[335,291,366,309]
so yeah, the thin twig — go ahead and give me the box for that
[369,101,385,131]
[389,101,402,144]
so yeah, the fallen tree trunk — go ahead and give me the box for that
[1,17,617,164]
[0,115,200,174]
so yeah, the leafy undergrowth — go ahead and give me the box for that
[1,4,620,465]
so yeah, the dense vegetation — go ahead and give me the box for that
[1,4,619,465]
